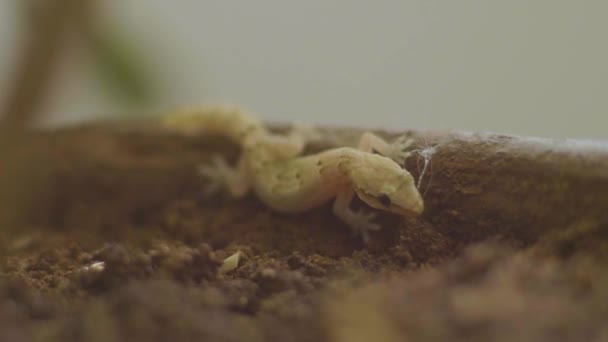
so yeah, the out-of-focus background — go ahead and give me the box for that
[0,0,606,138]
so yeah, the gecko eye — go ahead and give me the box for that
[378,193,392,207]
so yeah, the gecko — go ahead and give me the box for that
[161,105,424,242]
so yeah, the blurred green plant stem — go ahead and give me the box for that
[1,0,156,129]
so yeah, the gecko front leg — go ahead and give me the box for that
[332,188,381,243]
[357,132,414,165]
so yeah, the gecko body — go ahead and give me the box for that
[162,106,424,241]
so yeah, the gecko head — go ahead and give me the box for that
[350,154,424,217]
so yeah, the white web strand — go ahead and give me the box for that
[411,136,437,197]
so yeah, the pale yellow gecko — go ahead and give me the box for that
[161,105,424,242]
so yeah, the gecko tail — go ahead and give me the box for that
[161,105,266,145]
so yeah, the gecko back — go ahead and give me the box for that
[161,105,267,145]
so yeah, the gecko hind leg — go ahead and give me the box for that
[288,122,324,145]
[250,122,324,161]
[198,155,250,197]
[357,132,414,166]
[332,189,382,243]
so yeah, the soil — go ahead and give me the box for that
[1,121,607,341]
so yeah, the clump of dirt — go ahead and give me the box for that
[1,123,607,341]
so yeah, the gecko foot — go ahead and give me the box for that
[357,132,414,166]
[198,154,250,198]
[385,135,414,166]
[198,155,233,195]
[343,209,382,243]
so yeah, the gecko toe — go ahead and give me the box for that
[344,210,383,242]
[197,155,233,196]
[386,136,414,165]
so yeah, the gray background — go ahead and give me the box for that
[1,1,606,139]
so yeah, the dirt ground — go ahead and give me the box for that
[1,122,607,341]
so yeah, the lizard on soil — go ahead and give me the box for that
[161,105,424,242]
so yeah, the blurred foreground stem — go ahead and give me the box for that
[1,0,94,129]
